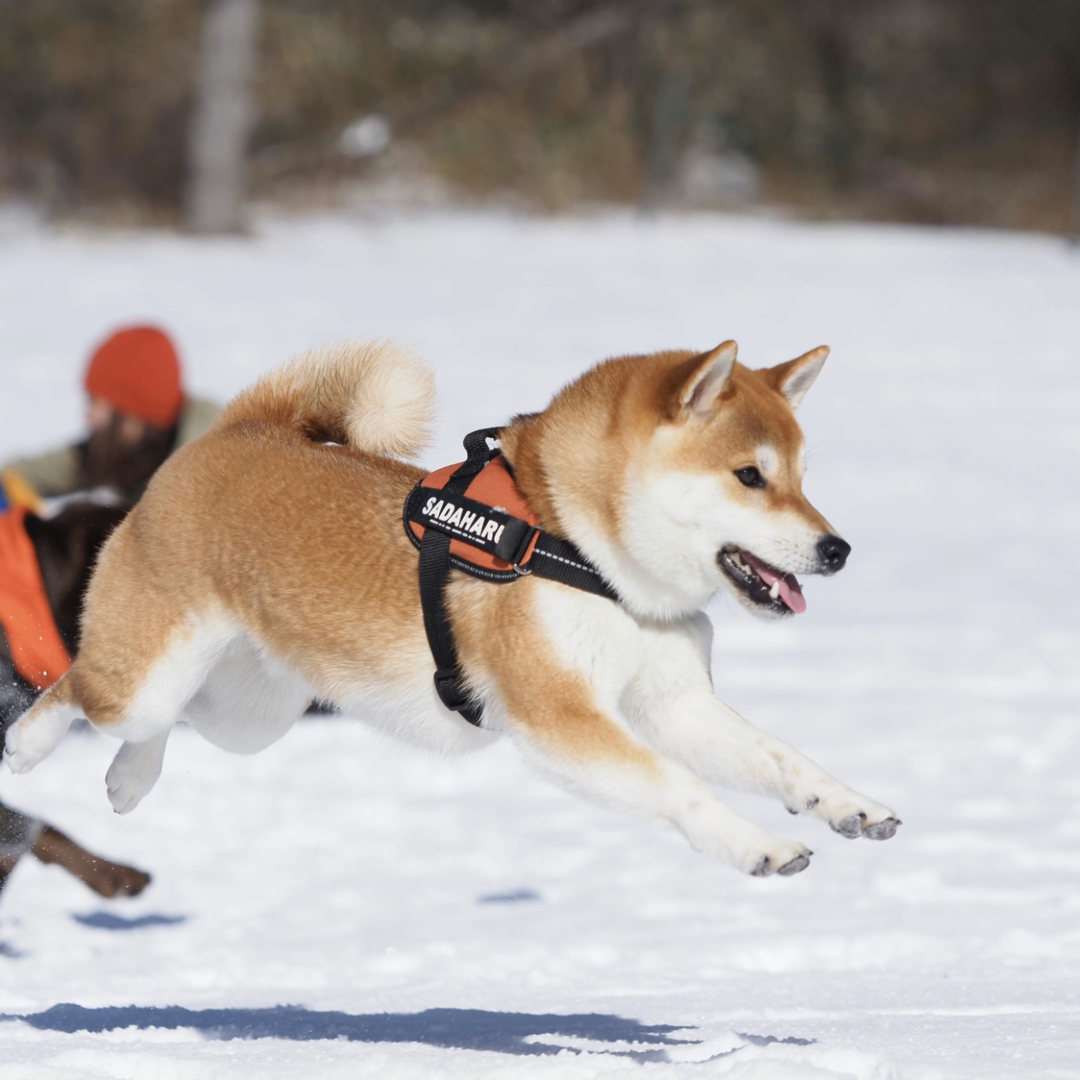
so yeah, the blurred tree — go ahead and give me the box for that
[186,0,261,233]
[0,0,1077,229]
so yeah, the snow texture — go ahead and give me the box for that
[0,210,1078,1078]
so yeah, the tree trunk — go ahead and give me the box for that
[1070,112,1080,243]
[186,0,260,234]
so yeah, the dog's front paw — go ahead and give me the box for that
[816,793,901,841]
[747,840,812,878]
[863,816,901,841]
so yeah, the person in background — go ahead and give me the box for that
[0,324,220,910]
[1,325,220,509]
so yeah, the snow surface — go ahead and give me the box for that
[0,210,1078,1079]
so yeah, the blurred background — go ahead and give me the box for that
[2,0,1080,231]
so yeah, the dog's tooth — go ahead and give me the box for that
[769,580,781,600]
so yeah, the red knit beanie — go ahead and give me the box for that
[84,326,184,428]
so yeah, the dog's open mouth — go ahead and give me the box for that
[719,548,807,615]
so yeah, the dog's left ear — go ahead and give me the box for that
[767,346,830,409]
[675,341,738,420]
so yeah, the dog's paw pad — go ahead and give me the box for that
[777,852,812,876]
[865,817,901,841]
[830,812,866,838]
[750,848,811,877]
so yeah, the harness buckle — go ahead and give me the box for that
[510,526,540,575]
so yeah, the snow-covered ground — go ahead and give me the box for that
[0,210,1078,1079]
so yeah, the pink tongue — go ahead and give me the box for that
[739,551,807,614]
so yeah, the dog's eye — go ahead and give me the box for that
[734,466,765,488]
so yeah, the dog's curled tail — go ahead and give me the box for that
[216,340,436,459]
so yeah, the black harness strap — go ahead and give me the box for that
[410,428,617,727]
[416,429,500,726]
[529,532,615,599]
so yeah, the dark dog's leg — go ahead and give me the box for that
[23,503,128,655]
[0,628,40,902]
[0,799,42,899]
[0,855,15,896]
[0,817,152,902]
[31,826,151,898]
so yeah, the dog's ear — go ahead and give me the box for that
[767,346,829,409]
[675,341,738,420]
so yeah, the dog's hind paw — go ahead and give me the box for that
[3,739,31,774]
[3,717,65,774]
[3,747,34,775]
[106,767,154,815]
[105,735,168,815]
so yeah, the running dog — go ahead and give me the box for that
[5,340,900,877]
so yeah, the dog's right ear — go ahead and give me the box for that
[673,341,737,421]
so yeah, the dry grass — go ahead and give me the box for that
[1,0,1077,229]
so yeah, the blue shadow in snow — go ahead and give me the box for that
[4,1004,698,1059]
[742,1032,814,1048]
[477,888,542,904]
[71,912,187,931]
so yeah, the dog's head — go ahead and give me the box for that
[614,341,848,618]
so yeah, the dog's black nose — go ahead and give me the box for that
[817,535,851,574]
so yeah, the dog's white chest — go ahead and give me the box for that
[533,583,643,710]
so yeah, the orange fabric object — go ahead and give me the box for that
[0,468,45,516]
[84,325,183,428]
[0,507,71,691]
[409,456,540,573]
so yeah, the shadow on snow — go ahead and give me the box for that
[3,1004,691,1059]
[0,1004,809,1060]
[71,912,188,931]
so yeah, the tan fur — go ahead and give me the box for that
[218,340,435,459]
[499,344,835,582]
[6,337,900,876]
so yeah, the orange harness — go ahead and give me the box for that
[404,428,616,726]
[405,454,541,578]
[0,507,71,692]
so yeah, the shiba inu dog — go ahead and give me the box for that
[5,340,899,877]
